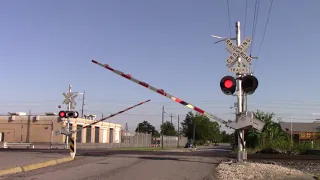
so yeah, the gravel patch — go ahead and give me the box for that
[250,160,320,177]
[215,161,316,180]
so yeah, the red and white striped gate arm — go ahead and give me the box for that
[73,99,151,133]
[91,60,227,125]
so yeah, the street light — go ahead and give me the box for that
[211,35,236,44]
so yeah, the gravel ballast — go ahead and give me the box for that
[215,161,318,180]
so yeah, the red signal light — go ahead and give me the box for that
[224,79,233,88]
[59,111,66,118]
[220,76,236,95]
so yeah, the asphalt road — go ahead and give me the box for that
[0,151,68,170]
[0,145,230,180]
[1,154,226,180]
[0,144,233,158]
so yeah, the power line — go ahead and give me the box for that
[0,100,59,103]
[5,98,320,105]
[244,0,248,38]
[82,109,320,119]
[4,101,320,110]
[250,0,261,56]
[4,101,320,109]
[226,0,232,37]
[253,0,274,73]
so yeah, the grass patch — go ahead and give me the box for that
[232,141,320,154]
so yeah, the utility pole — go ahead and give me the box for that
[26,110,31,143]
[50,117,53,149]
[66,85,72,149]
[235,22,246,162]
[170,113,173,124]
[177,115,180,148]
[161,106,164,148]
[193,116,196,146]
[81,90,85,118]
[290,116,293,147]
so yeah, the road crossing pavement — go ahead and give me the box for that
[1,153,227,180]
[0,145,232,180]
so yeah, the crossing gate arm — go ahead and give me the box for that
[71,99,151,134]
[91,60,229,126]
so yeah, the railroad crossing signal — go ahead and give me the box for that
[59,110,79,118]
[62,92,78,109]
[220,76,236,95]
[241,75,258,95]
[225,37,252,74]
[220,75,258,96]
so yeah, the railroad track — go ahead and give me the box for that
[223,153,320,161]
[1,147,320,161]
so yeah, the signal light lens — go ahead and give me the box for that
[220,76,236,95]
[241,75,258,95]
[59,111,66,118]
[66,111,74,117]
[224,79,233,88]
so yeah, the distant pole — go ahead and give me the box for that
[81,91,85,118]
[26,110,31,143]
[50,118,53,149]
[290,116,293,146]
[161,106,164,148]
[193,116,196,145]
[177,115,180,148]
[170,113,173,124]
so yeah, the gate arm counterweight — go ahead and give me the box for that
[91,60,228,125]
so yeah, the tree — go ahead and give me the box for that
[160,121,177,136]
[242,110,290,149]
[181,111,221,144]
[220,131,234,143]
[135,121,160,137]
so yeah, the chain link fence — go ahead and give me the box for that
[75,131,188,149]
[151,135,188,148]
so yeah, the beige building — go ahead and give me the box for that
[0,113,122,144]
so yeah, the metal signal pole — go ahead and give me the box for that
[236,22,246,162]
[66,85,72,149]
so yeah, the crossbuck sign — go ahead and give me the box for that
[62,92,78,109]
[225,37,252,74]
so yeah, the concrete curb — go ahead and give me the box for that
[0,156,73,177]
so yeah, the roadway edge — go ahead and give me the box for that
[0,156,74,177]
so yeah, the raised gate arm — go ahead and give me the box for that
[91,60,228,125]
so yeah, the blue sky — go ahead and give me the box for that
[1,0,320,132]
